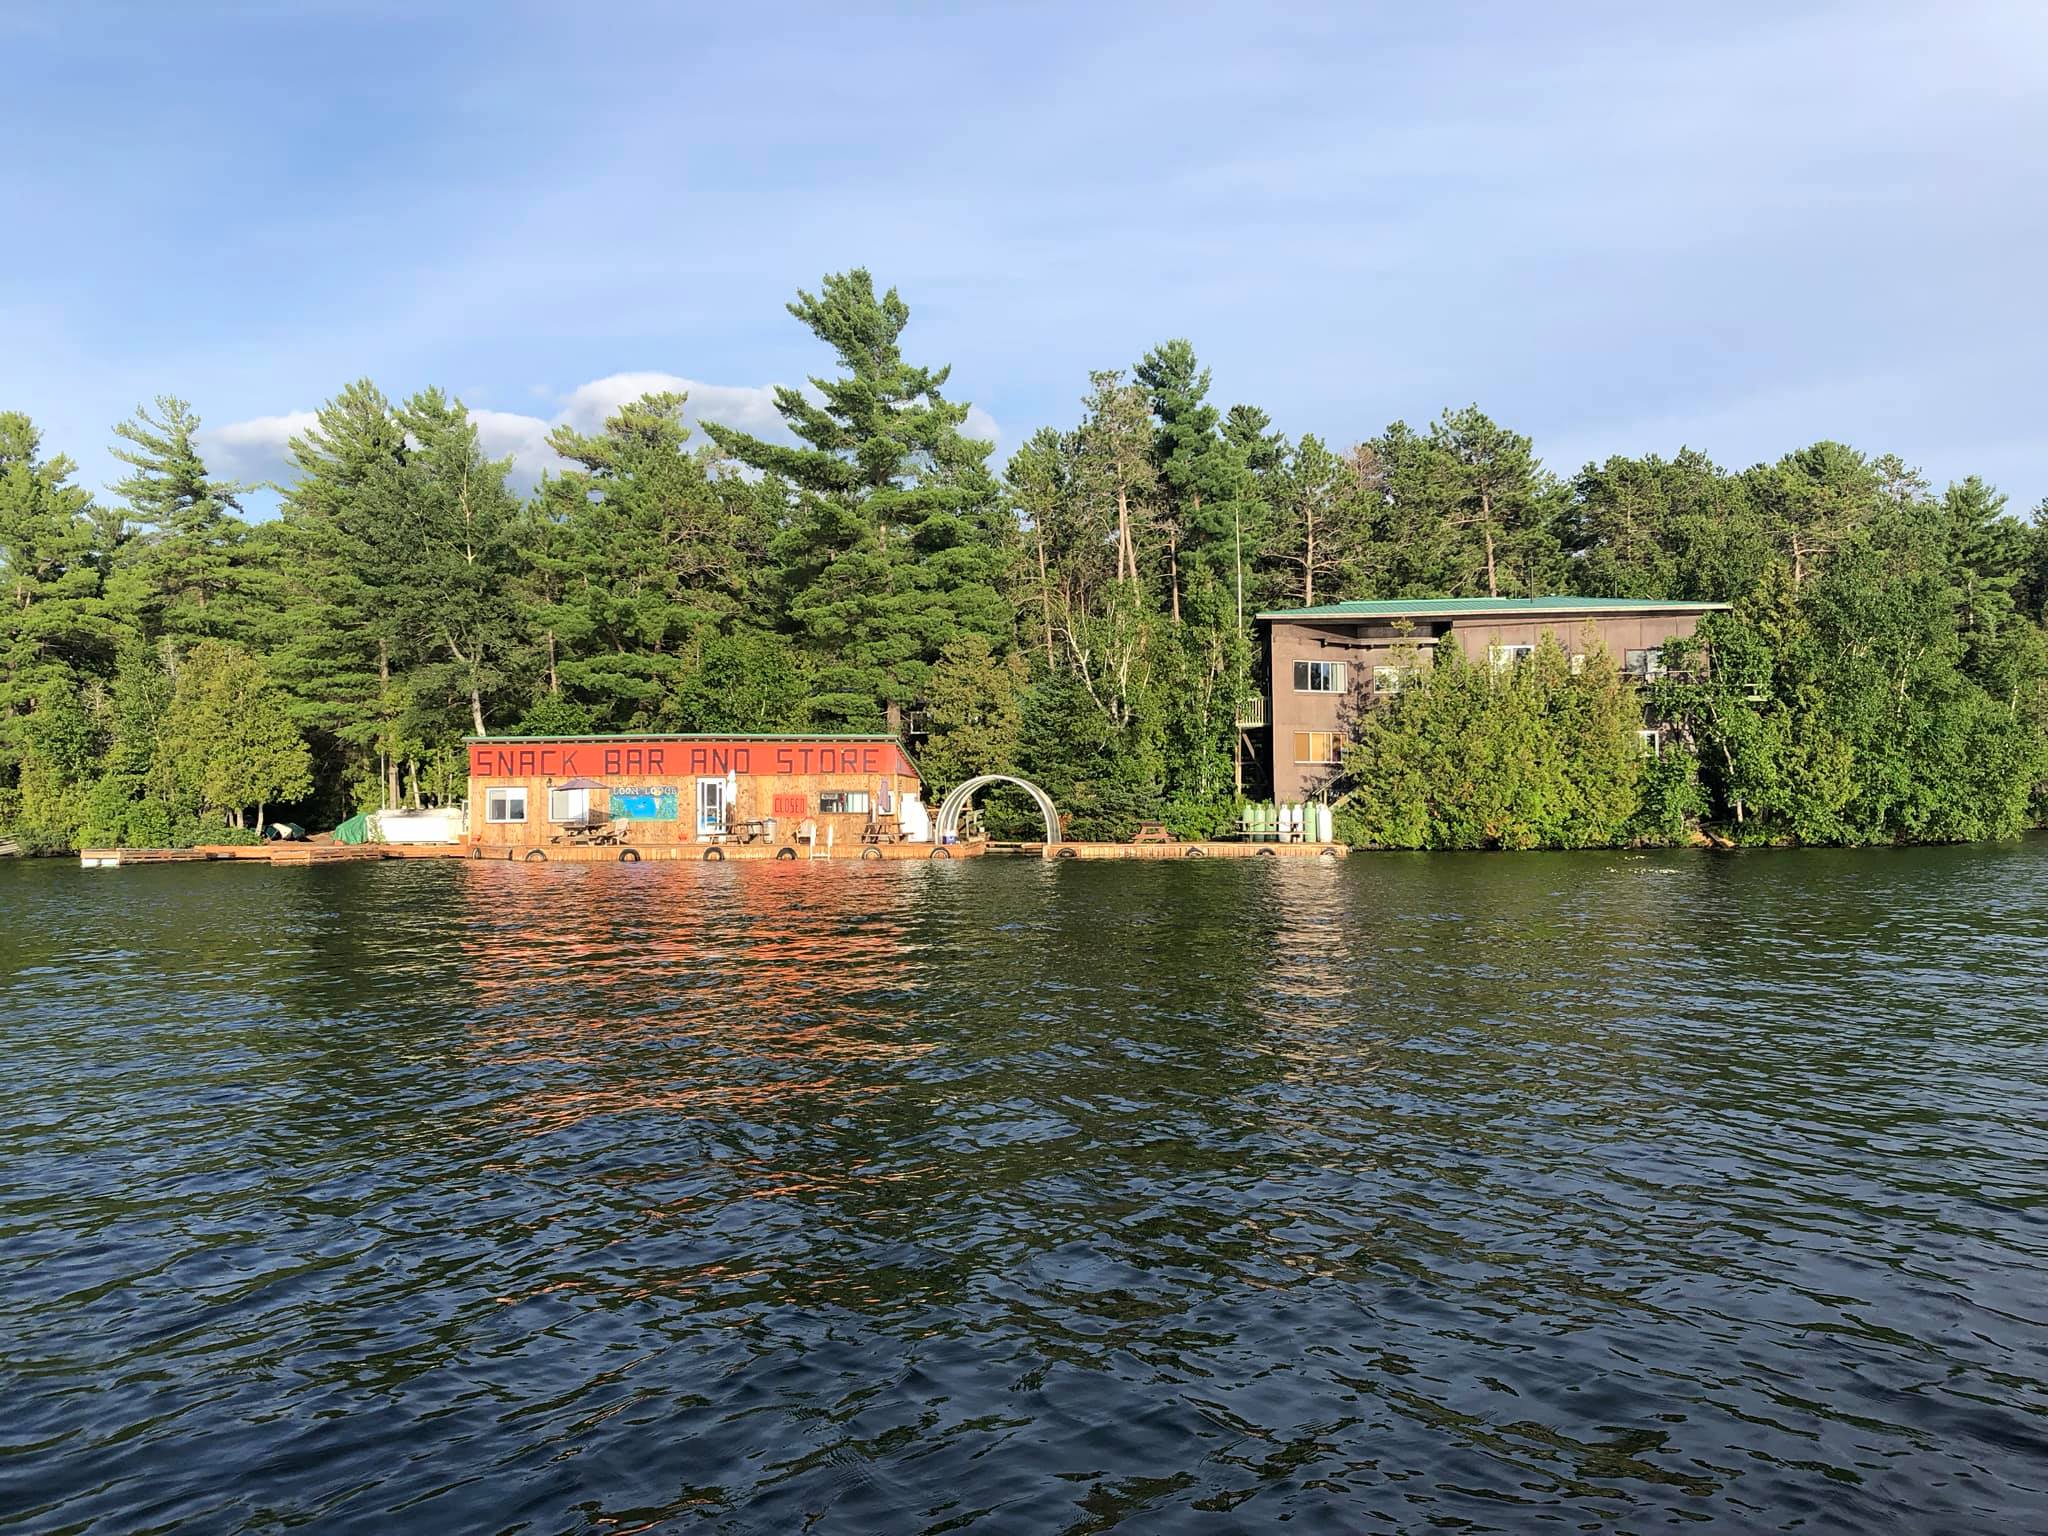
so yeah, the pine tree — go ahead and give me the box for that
[1265,433,1366,608]
[1134,339,1242,623]
[1,414,118,810]
[274,380,410,809]
[107,396,250,642]
[390,388,527,739]
[530,391,774,727]
[704,268,1015,728]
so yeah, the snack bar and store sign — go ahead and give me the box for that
[466,739,906,780]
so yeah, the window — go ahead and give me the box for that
[1372,665,1404,696]
[819,790,872,815]
[1637,728,1662,759]
[1624,649,1667,681]
[1489,644,1536,671]
[1292,731,1342,765]
[485,788,527,823]
[1569,653,1587,676]
[547,787,591,823]
[1292,660,1346,693]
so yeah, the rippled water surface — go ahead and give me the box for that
[4,843,2048,1533]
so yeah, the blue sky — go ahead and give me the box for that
[5,0,2045,512]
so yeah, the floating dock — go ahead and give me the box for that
[80,838,1343,868]
[1015,841,1345,861]
[79,840,986,868]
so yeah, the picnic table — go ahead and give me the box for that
[859,818,901,846]
[1131,822,1176,845]
[552,815,623,847]
[729,818,775,845]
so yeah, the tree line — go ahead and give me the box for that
[4,268,2045,852]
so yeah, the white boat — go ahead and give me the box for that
[374,807,465,845]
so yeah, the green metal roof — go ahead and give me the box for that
[1256,596,1732,621]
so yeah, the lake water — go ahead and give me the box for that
[4,843,2047,1533]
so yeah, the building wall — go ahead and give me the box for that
[464,737,922,852]
[1264,611,1709,801]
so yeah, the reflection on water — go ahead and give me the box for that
[3,843,2047,1533]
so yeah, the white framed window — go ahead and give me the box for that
[819,790,872,815]
[1292,660,1346,693]
[1569,653,1587,676]
[548,787,591,823]
[1637,728,1662,758]
[1372,665,1404,696]
[486,788,527,823]
[1625,649,1668,681]
[1489,644,1536,671]
[1292,730,1342,765]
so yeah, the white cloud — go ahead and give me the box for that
[963,403,1001,452]
[208,373,1004,492]
[467,407,559,481]
[200,410,319,486]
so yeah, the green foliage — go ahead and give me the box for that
[670,630,814,734]
[917,633,1027,792]
[107,395,250,643]
[4,275,2045,855]
[162,641,314,827]
[703,269,1016,728]
[1338,639,1646,849]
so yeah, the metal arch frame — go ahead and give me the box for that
[933,774,1062,846]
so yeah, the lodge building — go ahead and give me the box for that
[1256,596,1731,802]
[464,733,927,855]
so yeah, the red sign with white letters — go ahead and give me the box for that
[466,737,916,783]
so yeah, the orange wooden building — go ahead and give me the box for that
[464,734,927,855]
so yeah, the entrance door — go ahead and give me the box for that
[696,777,726,836]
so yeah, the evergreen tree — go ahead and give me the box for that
[1134,339,1242,623]
[162,641,313,829]
[917,632,1027,791]
[274,380,411,809]
[530,392,773,727]
[385,388,528,739]
[107,396,250,642]
[704,269,1015,728]
[1264,433,1366,608]
[1,413,118,836]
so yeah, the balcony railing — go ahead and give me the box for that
[1234,696,1266,728]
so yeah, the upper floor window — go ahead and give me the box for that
[1372,665,1405,696]
[1292,660,1345,693]
[1488,644,1535,671]
[1624,649,1668,681]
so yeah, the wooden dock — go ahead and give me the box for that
[77,838,1339,868]
[79,844,458,868]
[1016,840,1346,861]
[79,839,987,868]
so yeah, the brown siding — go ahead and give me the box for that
[467,765,920,851]
[1264,610,1710,800]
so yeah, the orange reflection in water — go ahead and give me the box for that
[454,861,932,1137]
